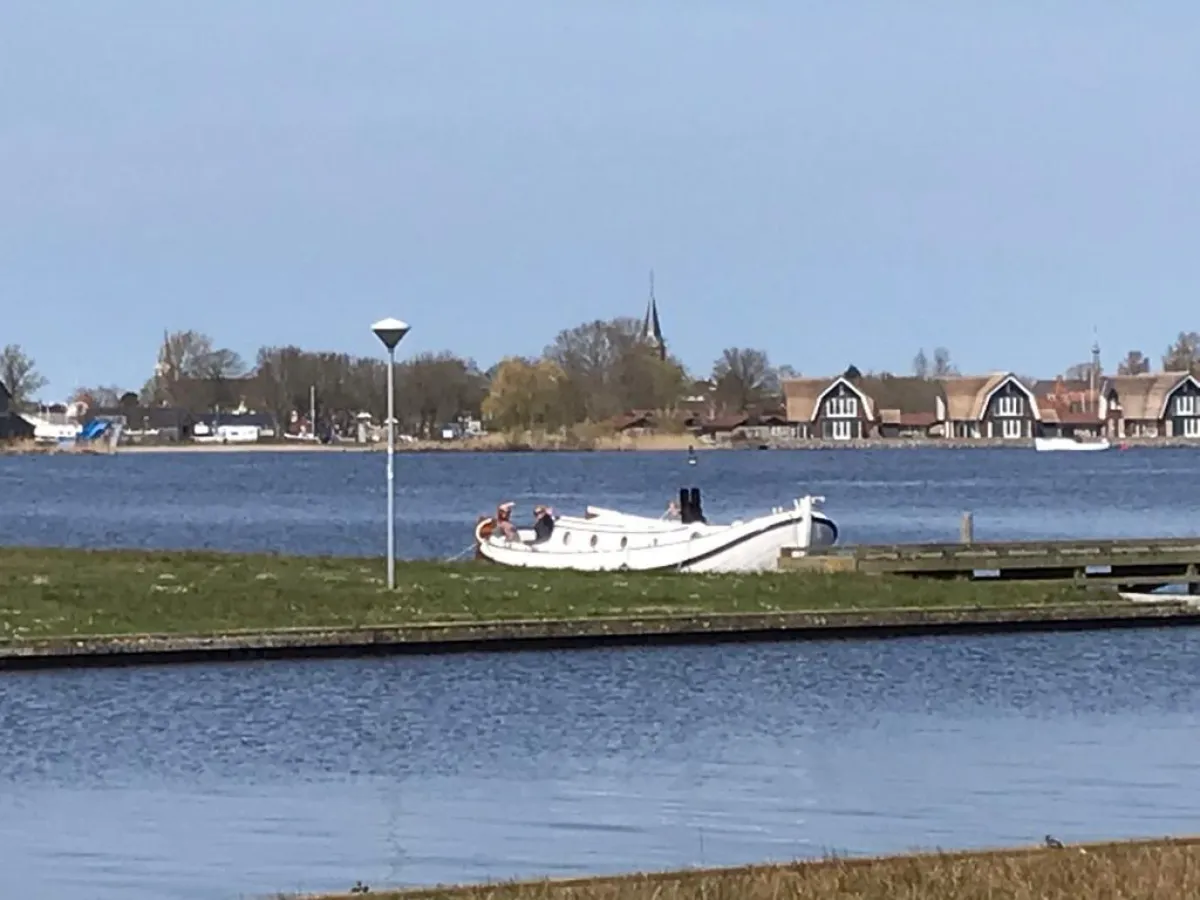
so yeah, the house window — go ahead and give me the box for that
[826,396,858,418]
[995,395,1023,417]
[1184,418,1200,439]
[831,419,854,441]
[1175,395,1197,417]
[1000,418,1023,439]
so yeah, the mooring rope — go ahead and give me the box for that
[446,542,477,562]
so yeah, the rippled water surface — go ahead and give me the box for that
[1,446,1199,556]
[4,629,1200,899]
[4,448,1200,898]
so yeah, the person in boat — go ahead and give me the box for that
[532,504,556,542]
[495,501,519,541]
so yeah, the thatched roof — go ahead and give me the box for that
[782,378,828,422]
[852,375,943,416]
[1103,373,1196,420]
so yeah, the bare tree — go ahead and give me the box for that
[711,348,780,414]
[1117,350,1150,376]
[70,385,124,409]
[0,344,48,405]
[932,347,958,377]
[398,351,489,438]
[546,318,687,423]
[1063,363,1093,382]
[912,348,929,379]
[1162,331,1200,374]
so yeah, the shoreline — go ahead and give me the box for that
[289,835,1200,899]
[5,436,1200,455]
[4,600,1198,670]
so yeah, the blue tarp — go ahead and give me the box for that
[79,420,109,441]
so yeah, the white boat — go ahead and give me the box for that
[1034,436,1111,452]
[474,489,838,573]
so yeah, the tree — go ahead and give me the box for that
[545,317,688,423]
[1162,332,1200,374]
[398,351,489,438]
[1117,350,1150,376]
[932,347,958,377]
[912,349,929,379]
[481,357,566,431]
[0,344,48,405]
[1064,363,1095,382]
[711,348,780,414]
[142,330,251,411]
[70,385,124,409]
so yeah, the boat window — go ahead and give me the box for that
[691,532,700,540]
[620,536,628,549]
[562,532,571,545]
[589,534,598,548]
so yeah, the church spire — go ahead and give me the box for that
[641,269,665,360]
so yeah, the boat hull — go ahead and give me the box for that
[475,499,838,573]
[1034,437,1111,452]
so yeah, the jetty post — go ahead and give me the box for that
[960,511,974,545]
[371,317,411,590]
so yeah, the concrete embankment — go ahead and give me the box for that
[4,600,1199,670]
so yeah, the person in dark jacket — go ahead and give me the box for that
[532,504,556,542]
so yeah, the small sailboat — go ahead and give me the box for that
[474,488,838,573]
[687,445,697,466]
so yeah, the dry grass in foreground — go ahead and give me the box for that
[301,837,1200,900]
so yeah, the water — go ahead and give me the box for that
[4,447,1200,897]
[1,446,1198,557]
[3,629,1200,899]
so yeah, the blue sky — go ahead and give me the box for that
[4,2,1200,398]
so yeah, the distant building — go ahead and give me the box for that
[0,379,34,440]
[640,270,666,361]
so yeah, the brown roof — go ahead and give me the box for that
[853,375,943,417]
[940,375,999,420]
[1032,378,1091,396]
[782,378,829,422]
[1056,409,1104,425]
[610,412,652,431]
[701,414,750,431]
[939,373,1034,420]
[1103,373,1192,421]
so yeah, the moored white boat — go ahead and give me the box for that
[474,490,838,573]
[1034,436,1111,452]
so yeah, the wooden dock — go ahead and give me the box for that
[781,536,1200,592]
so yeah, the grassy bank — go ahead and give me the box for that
[296,837,1200,900]
[0,546,1132,642]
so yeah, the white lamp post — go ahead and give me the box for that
[371,317,411,590]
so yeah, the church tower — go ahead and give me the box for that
[640,270,666,361]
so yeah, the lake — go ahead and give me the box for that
[2,628,1200,899]
[0,446,1197,557]
[3,447,1200,899]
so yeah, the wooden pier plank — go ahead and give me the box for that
[780,535,1200,587]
